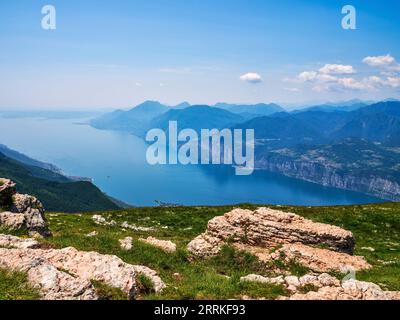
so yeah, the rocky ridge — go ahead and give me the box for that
[188,207,400,300]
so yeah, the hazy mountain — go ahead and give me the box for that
[171,102,191,109]
[290,99,373,112]
[234,114,322,149]
[298,102,368,113]
[91,101,169,137]
[150,105,245,133]
[214,103,284,117]
[278,110,352,137]
[90,101,286,136]
[333,101,400,145]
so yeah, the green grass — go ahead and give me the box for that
[1,202,400,300]
[0,269,40,300]
[91,280,127,300]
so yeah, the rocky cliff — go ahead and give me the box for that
[256,156,400,201]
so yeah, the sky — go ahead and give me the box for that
[0,0,399,110]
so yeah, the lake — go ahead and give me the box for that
[0,116,382,206]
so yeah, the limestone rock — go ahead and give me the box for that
[285,280,400,300]
[270,243,371,273]
[41,247,137,299]
[0,178,50,237]
[121,221,154,232]
[187,234,223,258]
[86,231,98,238]
[0,234,40,249]
[92,215,116,227]
[239,271,391,299]
[241,272,340,294]
[0,234,166,300]
[0,248,98,300]
[119,237,133,251]
[188,207,356,259]
[139,237,177,253]
[240,274,285,285]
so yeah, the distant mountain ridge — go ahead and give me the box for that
[91,101,169,137]
[151,105,245,133]
[90,100,287,137]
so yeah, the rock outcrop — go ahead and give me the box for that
[241,273,340,293]
[0,178,50,237]
[0,236,166,300]
[269,243,371,273]
[139,237,177,253]
[0,234,40,249]
[188,208,355,256]
[119,237,133,251]
[188,208,371,273]
[241,272,400,300]
[0,248,98,300]
[283,279,400,300]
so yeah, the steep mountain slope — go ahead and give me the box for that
[333,101,400,145]
[276,110,352,137]
[234,114,323,149]
[0,152,119,212]
[0,144,62,174]
[256,138,400,201]
[91,101,169,137]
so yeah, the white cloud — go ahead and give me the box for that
[363,54,395,67]
[240,72,263,83]
[319,64,355,75]
[297,71,317,82]
[363,54,400,72]
[292,56,400,93]
[366,75,400,88]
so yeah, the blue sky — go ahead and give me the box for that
[0,0,399,109]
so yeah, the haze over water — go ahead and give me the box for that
[0,116,382,207]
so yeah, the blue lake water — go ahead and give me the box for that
[0,116,382,206]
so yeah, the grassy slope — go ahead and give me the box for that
[1,203,399,300]
[0,153,119,212]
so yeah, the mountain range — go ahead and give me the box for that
[90,101,286,136]
[90,99,400,201]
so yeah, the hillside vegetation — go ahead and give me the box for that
[0,153,119,212]
[2,203,398,300]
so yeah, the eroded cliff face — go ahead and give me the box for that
[255,158,400,201]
